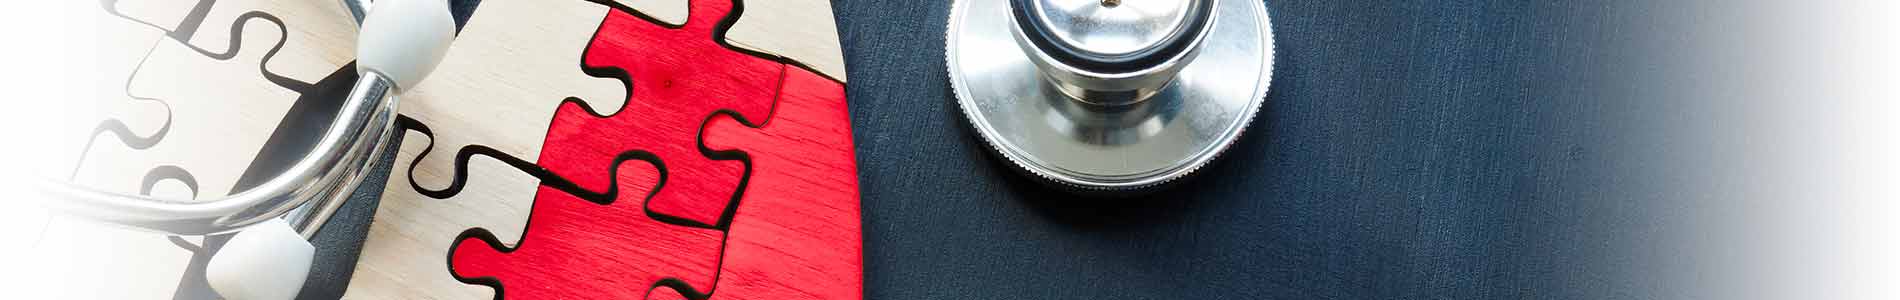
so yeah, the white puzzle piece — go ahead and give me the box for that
[349,0,627,297]
[725,0,848,82]
[73,18,307,200]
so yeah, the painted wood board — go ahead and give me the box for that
[347,0,624,297]
[34,0,860,298]
[354,0,862,299]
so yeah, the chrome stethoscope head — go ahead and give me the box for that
[948,0,1276,194]
[34,0,455,298]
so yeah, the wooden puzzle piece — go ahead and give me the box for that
[71,11,339,200]
[351,0,630,296]
[693,67,861,300]
[39,2,355,299]
[347,129,539,299]
[438,3,783,296]
[723,0,849,82]
[441,50,857,300]
[448,161,725,299]
[179,0,357,82]
[391,0,625,196]
[56,0,177,180]
[549,0,783,229]
[357,0,860,298]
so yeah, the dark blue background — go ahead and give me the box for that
[834,1,1685,299]
[296,0,1692,299]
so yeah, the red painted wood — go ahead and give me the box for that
[550,0,783,228]
[444,1,862,299]
[693,67,861,300]
[449,164,725,299]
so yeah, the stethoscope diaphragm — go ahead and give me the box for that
[947,0,1275,194]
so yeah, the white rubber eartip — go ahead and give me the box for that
[356,0,456,90]
[206,218,314,300]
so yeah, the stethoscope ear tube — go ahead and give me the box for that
[36,0,453,237]
[37,0,454,298]
[32,71,401,236]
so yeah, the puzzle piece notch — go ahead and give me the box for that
[694,67,862,300]
[450,65,859,300]
[350,0,632,296]
[72,14,307,201]
[349,126,538,299]
[449,160,725,299]
[57,0,175,179]
[721,0,849,82]
[176,0,357,84]
[548,0,785,228]
[393,0,625,195]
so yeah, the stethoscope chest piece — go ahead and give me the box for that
[948,0,1274,194]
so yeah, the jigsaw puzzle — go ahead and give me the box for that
[73,0,356,201]
[38,0,860,298]
[685,66,860,300]
[346,0,626,297]
[360,0,862,298]
[36,0,359,298]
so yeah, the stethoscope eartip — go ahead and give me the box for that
[356,0,457,90]
[206,218,315,300]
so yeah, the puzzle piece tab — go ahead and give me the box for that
[547,0,784,228]
[448,161,724,299]
[55,0,176,179]
[181,0,356,81]
[723,0,848,82]
[72,13,315,200]
[351,0,630,297]
[358,0,861,298]
[696,67,861,300]
[447,56,858,300]
[390,0,624,196]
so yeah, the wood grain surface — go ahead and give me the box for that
[29,0,858,298]
[33,0,357,298]
[354,0,861,299]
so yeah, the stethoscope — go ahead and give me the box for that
[35,0,453,298]
[947,0,1275,194]
[33,0,1273,297]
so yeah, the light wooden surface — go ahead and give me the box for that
[356,0,858,298]
[34,0,856,298]
[74,0,356,201]
[33,0,358,299]
[725,0,848,82]
[347,1,621,297]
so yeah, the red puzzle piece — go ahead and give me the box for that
[694,67,862,300]
[448,162,725,299]
[446,1,862,299]
[546,0,784,228]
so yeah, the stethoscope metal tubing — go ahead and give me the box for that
[34,72,400,236]
[33,0,395,237]
[284,72,399,238]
